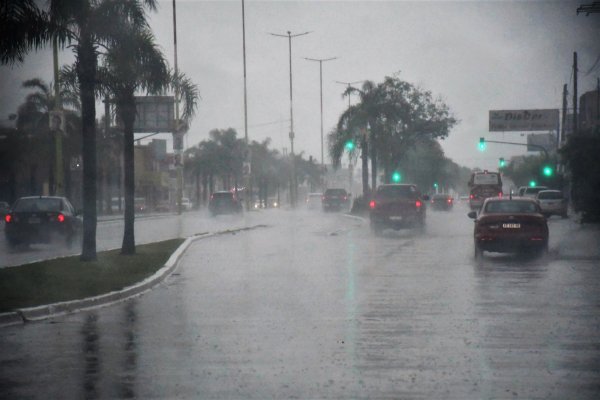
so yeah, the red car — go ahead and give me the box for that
[468,197,548,257]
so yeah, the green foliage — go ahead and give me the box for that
[0,238,183,312]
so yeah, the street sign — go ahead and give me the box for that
[133,96,175,133]
[489,109,559,132]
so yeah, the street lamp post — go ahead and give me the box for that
[304,57,337,167]
[335,80,364,109]
[269,30,310,208]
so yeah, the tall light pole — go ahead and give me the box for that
[173,0,184,215]
[335,80,364,108]
[269,30,310,208]
[241,0,251,210]
[304,56,337,167]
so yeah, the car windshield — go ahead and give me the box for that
[525,187,547,195]
[14,198,62,212]
[212,192,233,200]
[324,189,346,196]
[484,200,538,214]
[377,185,418,199]
[538,191,563,200]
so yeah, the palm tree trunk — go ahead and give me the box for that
[78,36,98,261]
[370,134,377,195]
[120,93,136,255]
[361,136,369,197]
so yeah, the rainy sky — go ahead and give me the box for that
[1,0,599,172]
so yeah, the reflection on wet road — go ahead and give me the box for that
[1,206,599,399]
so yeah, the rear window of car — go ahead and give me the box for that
[473,173,500,185]
[14,198,63,212]
[524,187,547,195]
[537,191,563,200]
[433,194,449,200]
[324,189,347,196]
[484,200,538,214]
[377,185,418,199]
[212,192,233,199]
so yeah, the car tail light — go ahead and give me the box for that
[57,213,65,223]
[4,214,11,223]
[447,198,452,204]
[498,192,503,198]
[469,194,474,199]
[369,200,376,209]
[415,200,422,208]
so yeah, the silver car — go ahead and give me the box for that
[536,190,568,218]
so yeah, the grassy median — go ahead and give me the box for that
[0,238,185,313]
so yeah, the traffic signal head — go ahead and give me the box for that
[478,137,486,151]
[391,171,401,183]
[542,165,553,177]
[344,140,355,151]
[433,182,438,188]
[499,157,505,168]
[529,180,537,187]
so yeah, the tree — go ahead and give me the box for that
[1,0,161,261]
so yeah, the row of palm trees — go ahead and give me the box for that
[1,0,198,259]
[184,130,323,207]
[328,75,458,197]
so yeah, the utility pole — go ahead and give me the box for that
[52,37,64,196]
[269,30,311,208]
[573,51,578,136]
[304,56,337,167]
[561,83,567,145]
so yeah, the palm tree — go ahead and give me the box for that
[95,21,198,254]
[1,0,160,261]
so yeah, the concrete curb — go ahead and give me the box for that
[0,233,211,328]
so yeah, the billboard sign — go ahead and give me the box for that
[133,96,175,133]
[489,109,559,132]
[527,133,557,152]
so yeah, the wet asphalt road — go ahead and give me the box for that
[1,204,599,399]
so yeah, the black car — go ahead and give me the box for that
[208,191,243,216]
[322,188,349,211]
[369,184,429,233]
[430,193,454,211]
[4,196,82,248]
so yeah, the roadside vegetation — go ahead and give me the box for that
[0,238,184,313]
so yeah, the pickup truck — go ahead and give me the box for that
[369,184,429,233]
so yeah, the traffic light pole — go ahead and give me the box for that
[482,139,549,160]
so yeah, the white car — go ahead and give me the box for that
[536,190,568,218]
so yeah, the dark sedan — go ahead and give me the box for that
[430,193,454,211]
[208,191,243,216]
[4,196,82,248]
[468,197,548,258]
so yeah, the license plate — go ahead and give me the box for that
[390,216,403,221]
[502,223,520,229]
[29,217,41,224]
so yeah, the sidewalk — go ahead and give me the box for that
[554,214,600,260]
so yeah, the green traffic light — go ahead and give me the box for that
[433,182,438,188]
[499,157,505,168]
[478,137,486,151]
[344,140,355,151]
[529,180,537,187]
[542,165,553,177]
[391,171,401,183]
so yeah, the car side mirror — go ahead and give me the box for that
[422,194,430,201]
[467,211,477,219]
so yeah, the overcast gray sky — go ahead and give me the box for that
[1,0,599,172]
